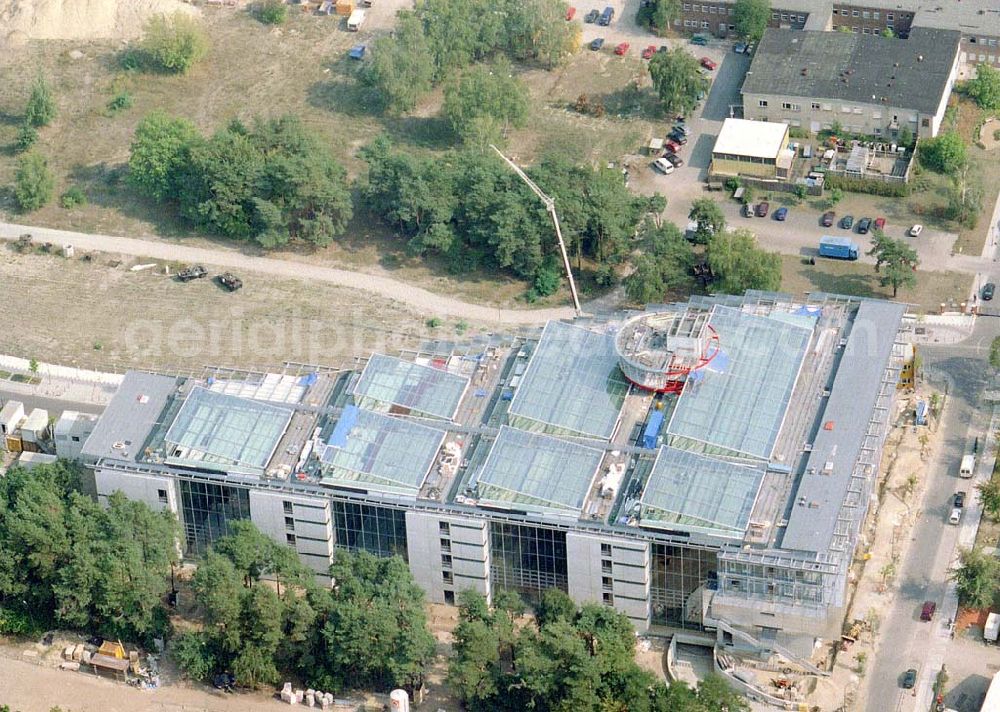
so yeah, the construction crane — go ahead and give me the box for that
[489,145,582,315]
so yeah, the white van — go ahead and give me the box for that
[960,454,976,478]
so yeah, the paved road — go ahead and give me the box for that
[863,313,1000,711]
[0,222,576,326]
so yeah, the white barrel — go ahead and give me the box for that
[389,689,410,712]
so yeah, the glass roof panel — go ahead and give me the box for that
[352,353,469,420]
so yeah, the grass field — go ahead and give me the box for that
[780,254,973,312]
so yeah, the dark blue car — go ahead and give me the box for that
[774,207,788,221]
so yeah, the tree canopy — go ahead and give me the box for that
[867,232,918,297]
[952,547,1000,609]
[128,114,353,248]
[733,0,771,42]
[0,462,178,643]
[637,0,682,35]
[449,589,748,712]
[705,228,781,294]
[624,222,694,304]
[688,198,726,245]
[443,59,530,146]
[361,11,435,114]
[966,63,1000,110]
[25,74,57,128]
[919,131,967,174]
[648,48,708,116]
[13,151,54,212]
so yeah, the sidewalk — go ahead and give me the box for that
[911,314,977,345]
[0,355,122,406]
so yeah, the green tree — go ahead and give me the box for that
[828,187,843,205]
[639,0,682,35]
[951,547,1000,609]
[443,59,529,145]
[624,222,694,303]
[135,12,209,74]
[897,124,912,148]
[13,151,54,212]
[733,0,771,42]
[706,227,781,294]
[172,631,217,681]
[688,198,726,245]
[868,232,918,297]
[697,674,751,711]
[919,131,967,174]
[978,477,1000,519]
[215,520,309,591]
[881,27,895,38]
[990,336,1000,371]
[648,48,707,116]
[362,11,435,114]
[25,75,57,128]
[128,111,200,201]
[15,123,38,152]
[257,0,288,24]
[535,588,577,628]
[966,63,1000,110]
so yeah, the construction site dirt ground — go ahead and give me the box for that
[0,246,499,373]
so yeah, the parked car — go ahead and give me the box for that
[700,56,717,70]
[909,223,923,237]
[218,272,243,292]
[734,42,747,53]
[652,157,675,175]
[664,139,681,153]
[840,215,854,230]
[954,491,967,508]
[920,600,936,621]
[584,8,600,22]
[673,124,691,136]
[774,207,788,221]
[348,44,366,60]
[598,5,614,25]
[668,130,688,144]
[857,217,872,234]
[949,507,962,525]
[902,669,917,689]
[983,282,996,301]
[590,37,605,50]
[743,203,755,218]
[755,201,769,218]
[177,264,208,282]
[691,34,709,46]
[614,42,630,55]
[566,6,576,20]
[663,152,684,167]
[642,45,657,59]
[821,211,835,227]
[874,216,886,231]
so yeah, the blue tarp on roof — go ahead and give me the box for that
[327,405,359,448]
[299,372,319,386]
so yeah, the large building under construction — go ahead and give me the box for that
[81,291,907,661]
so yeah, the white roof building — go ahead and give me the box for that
[712,119,790,161]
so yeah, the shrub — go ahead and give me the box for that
[134,12,209,74]
[257,0,288,24]
[107,90,134,115]
[14,151,55,212]
[426,317,442,328]
[25,75,57,128]
[60,186,87,209]
[823,174,910,197]
[14,123,38,152]
[533,262,562,297]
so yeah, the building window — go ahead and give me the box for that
[780,13,788,21]
[440,538,452,552]
[862,27,870,34]
[602,560,613,574]
[970,37,978,44]
[651,544,719,628]
[781,102,800,111]
[862,10,869,18]
[601,543,612,556]
[811,102,821,110]
[759,100,768,108]
[439,521,450,535]
[490,522,568,605]
[602,576,613,590]
[873,11,879,19]
[285,516,295,531]
[922,117,930,128]
[442,554,453,568]
[443,570,454,584]
[71,435,80,442]
[771,12,778,19]
[852,26,859,32]
[682,2,690,8]
[283,500,293,515]
[832,8,839,14]
[852,9,859,17]
[701,20,709,28]
[710,6,716,13]
[887,12,893,20]
[602,592,614,605]
[332,500,409,561]
[179,480,251,554]
[157,489,168,504]
[444,590,456,605]
[286,533,297,546]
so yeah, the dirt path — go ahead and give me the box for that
[0,221,578,326]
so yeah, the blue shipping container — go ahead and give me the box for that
[915,400,928,426]
[819,235,859,260]
[642,410,666,449]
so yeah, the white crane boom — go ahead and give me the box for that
[489,145,582,315]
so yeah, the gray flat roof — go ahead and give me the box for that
[742,27,960,116]
[508,321,628,440]
[667,306,813,461]
[81,371,178,462]
[471,426,604,516]
[640,446,766,540]
[781,300,906,552]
